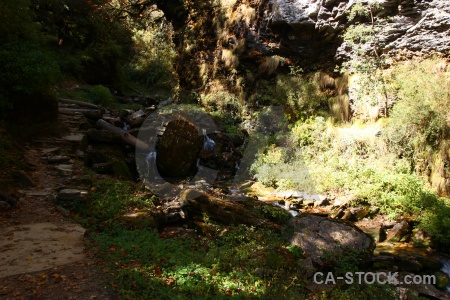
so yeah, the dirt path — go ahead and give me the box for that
[0,109,113,299]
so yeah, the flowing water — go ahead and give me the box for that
[145,151,160,179]
[202,129,215,151]
[438,259,450,292]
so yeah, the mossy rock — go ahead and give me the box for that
[157,118,203,178]
[415,256,443,271]
[434,271,449,290]
[85,143,133,180]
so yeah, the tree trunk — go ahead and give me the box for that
[58,98,101,109]
[96,119,150,151]
[181,189,290,232]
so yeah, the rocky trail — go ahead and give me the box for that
[0,104,112,299]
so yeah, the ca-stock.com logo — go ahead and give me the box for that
[135,104,317,201]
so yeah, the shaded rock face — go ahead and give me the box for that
[266,0,450,63]
[234,0,450,69]
[156,119,203,178]
[289,214,375,266]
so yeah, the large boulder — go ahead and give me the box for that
[289,214,375,267]
[156,119,203,178]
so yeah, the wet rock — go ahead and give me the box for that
[394,256,423,272]
[385,220,410,242]
[371,255,395,270]
[289,214,375,267]
[156,118,203,178]
[415,256,443,271]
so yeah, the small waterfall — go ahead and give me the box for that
[145,151,160,179]
[439,259,450,292]
[202,129,215,151]
[123,123,130,132]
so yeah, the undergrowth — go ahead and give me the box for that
[250,116,450,246]
[59,176,397,299]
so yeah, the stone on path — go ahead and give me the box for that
[42,147,60,155]
[47,155,71,164]
[55,164,73,173]
[63,134,85,142]
[56,189,88,201]
[0,223,86,278]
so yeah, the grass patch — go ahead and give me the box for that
[88,225,309,299]
[58,85,116,108]
[64,177,309,298]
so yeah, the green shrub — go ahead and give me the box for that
[123,18,178,91]
[274,73,328,121]
[83,85,114,107]
[201,91,241,117]
[0,42,60,120]
[385,58,450,157]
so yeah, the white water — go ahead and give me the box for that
[145,151,160,179]
[202,129,215,151]
[439,259,450,292]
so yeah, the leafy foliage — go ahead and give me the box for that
[33,0,133,85]
[385,58,450,157]
[274,73,328,121]
[340,0,391,120]
[0,0,60,120]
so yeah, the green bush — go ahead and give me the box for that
[0,42,60,120]
[385,58,450,158]
[274,73,328,121]
[201,91,241,117]
[83,85,114,107]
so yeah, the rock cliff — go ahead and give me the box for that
[256,0,450,68]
